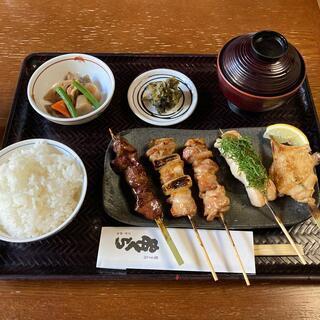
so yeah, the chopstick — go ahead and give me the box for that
[254,244,304,256]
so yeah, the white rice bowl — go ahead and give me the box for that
[0,140,87,242]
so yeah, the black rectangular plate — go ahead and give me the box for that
[104,127,313,229]
[1,53,320,280]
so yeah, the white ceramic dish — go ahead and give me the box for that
[127,68,198,126]
[0,139,87,243]
[27,53,115,125]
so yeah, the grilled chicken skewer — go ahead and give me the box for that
[146,138,218,281]
[109,129,184,265]
[146,138,196,218]
[215,130,277,207]
[269,139,320,228]
[183,139,230,220]
[183,138,250,286]
[215,130,306,265]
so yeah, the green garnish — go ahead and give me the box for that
[72,80,100,109]
[220,136,268,192]
[143,77,182,114]
[55,87,77,118]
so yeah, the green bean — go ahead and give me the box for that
[55,87,77,118]
[72,80,100,109]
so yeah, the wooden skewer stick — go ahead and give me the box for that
[109,128,184,266]
[109,128,117,140]
[219,213,250,286]
[155,218,184,265]
[188,215,218,281]
[265,202,306,265]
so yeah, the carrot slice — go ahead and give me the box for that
[51,100,70,118]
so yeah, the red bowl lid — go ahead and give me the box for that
[218,31,306,96]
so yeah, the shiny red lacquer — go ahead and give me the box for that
[217,31,306,112]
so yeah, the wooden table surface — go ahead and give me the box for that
[1,0,320,319]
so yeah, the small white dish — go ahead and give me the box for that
[27,53,115,125]
[127,68,198,126]
[0,139,87,243]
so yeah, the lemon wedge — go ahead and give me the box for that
[263,123,309,146]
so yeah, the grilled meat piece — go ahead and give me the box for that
[158,158,185,185]
[202,186,230,220]
[111,134,163,220]
[146,138,176,162]
[183,138,230,221]
[146,138,197,217]
[168,189,197,217]
[125,163,163,220]
[269,139,320,206]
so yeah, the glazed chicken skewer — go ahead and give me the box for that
[109,129,184,266]
[215,130,306,265]
[146,138,218,281]
[183,138,250,286]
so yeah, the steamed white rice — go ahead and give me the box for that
[0,142,83,238]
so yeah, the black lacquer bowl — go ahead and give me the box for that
[217,30,306,112]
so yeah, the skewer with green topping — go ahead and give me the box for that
[215,130,276,207]
[215,130,306,264]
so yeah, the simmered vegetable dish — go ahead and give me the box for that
[44,72,102,118]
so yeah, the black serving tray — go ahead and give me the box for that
[1,53,320,280]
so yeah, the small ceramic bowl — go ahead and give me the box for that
[0,139,87,243]
[217,30,306,112]
[127,68,198,126]
[27,53,115,125]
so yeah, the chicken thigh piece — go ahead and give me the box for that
[269,139,320,206]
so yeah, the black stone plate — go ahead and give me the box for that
[104,127,314,229]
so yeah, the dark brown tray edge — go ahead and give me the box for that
[1,53,320,282]
[21,52,217,59]
[302,79,320,182]
[304,79,320,127]
[0,273,319,281]
[1,55,31,147]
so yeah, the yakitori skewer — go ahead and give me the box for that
[183,138,250,285]
[215,130,306,265]
[146,138,218,281]
[109,129,184,266]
